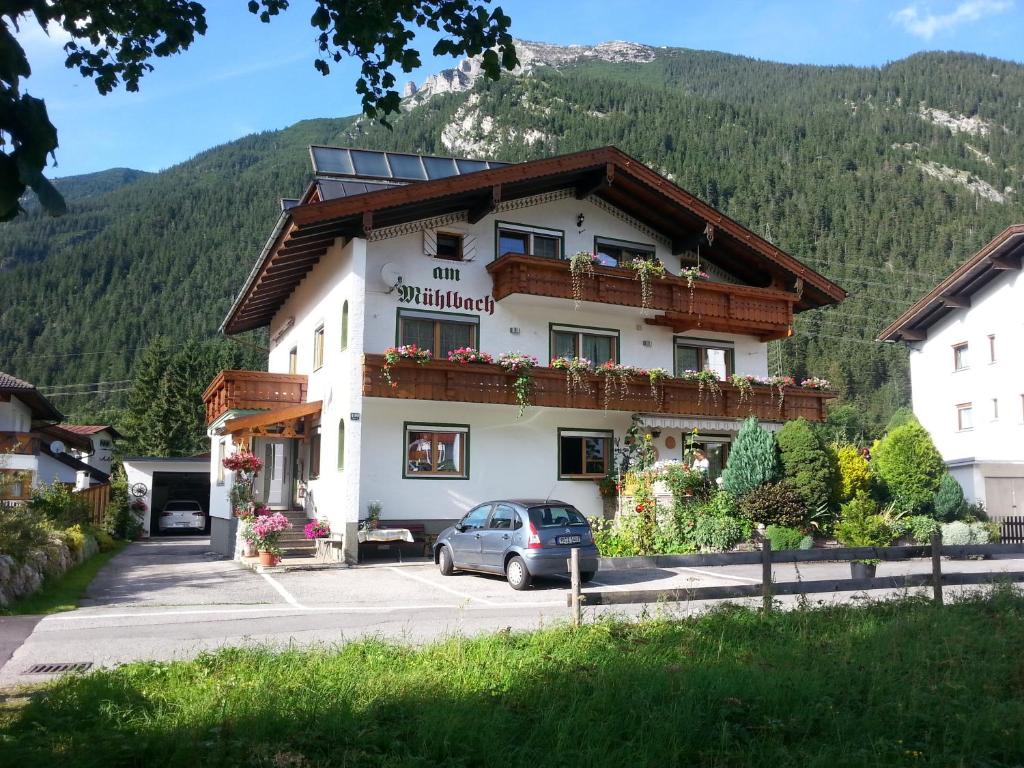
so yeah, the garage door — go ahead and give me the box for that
[985,477,1024,520]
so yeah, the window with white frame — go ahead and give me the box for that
[550,324,619,364]
[404,424,468,478]
[594,236,656,268]
[496,222,562,259]
[398,310,478,359]
[956,403,973,431]
[558,429,612,479]
[313,325,325,370]
[674,337,735,380]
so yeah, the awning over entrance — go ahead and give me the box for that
[638,414,783,433]
[219,401,323,437]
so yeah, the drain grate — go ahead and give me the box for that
[25,662,93,675]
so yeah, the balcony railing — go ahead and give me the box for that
[486,253,798,339]
[0,432,40,455]
[363,355,831,422]
[203,370,309,424]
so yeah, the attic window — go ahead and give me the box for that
[436,232,464,261]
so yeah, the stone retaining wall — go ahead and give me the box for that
[0,533,99,608]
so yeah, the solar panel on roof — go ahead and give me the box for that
[311,146,354,176]
[386,153,428,180]
[422,156,458,179]
[456,158,489,174]
[350,149,392,178]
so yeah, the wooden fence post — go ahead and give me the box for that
[931,532,943,606]
[761,538,773,612]
[569,547,582,627]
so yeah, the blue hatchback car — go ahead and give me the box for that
[434,499,600,590]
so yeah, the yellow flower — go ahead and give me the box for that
[644,434,652,441]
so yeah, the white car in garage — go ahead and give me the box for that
[158,500,207,532]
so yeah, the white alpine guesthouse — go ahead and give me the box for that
[203,146,846,561]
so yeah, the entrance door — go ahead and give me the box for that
[985,477,1024,520]
[261,441,292,509]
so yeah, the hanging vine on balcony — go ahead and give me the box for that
[648,367,671,411]
[550,356,594,397]
[382,344,432,389]
[767,374,795,414]
[596,361,642,410]
[730,373,756,413]
[497,352,539,418]
[679,368,722,405]
[569,251,598,309]
[628,257,666,309]
[680,265,709,312]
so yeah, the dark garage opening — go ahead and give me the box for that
[150,471,211,536]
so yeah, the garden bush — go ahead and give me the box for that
[104,470,142,540]
[835,493,896,549]
[27,481,91,528]
[0,504,50,562]
[941,521,992,545]
[832,443,872,503]
[721,417,781,498]
[764,525,808,551]
[776,419,835,512]
[737,481,805,528]
[871,422,945,512]
[663,464,713,505]
[93,529,117,551]
[904,515,940,544]
[691,514,748,552]
[933,474,966,522]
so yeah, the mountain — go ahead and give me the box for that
[2,40,1024,433]
[19,167,151,214]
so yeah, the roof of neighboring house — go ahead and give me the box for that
[36,424,95,453]
[40,442,110,483]
[222,145,847,335]
[0,371,63,422]
[878,225,1024,342]
[57,423,125,440]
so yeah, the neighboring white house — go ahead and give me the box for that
[59,424,122,478]
[879,225,1024,519]
[0,372,103,501]
[122,456,211,537]
[203,146,846,561]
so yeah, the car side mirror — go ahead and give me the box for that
[454,523,466,533]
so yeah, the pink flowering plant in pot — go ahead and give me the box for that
[251,511,292,565]
[304,519,330,540]
[447,347,494,365]
[382,344,432,389]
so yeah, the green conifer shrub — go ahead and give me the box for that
[832,443,872,503]
[933,473,966,522]
[777,419,835,512]
[871,422,945,512]
[721,417,781,498]
[738,481,805,528]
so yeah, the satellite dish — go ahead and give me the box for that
[49,440,66,455]
[380,262,404,293]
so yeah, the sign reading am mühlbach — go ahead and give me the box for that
[396,266,495,315]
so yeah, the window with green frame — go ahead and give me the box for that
[558,429,612,479]
[398,310,478,359]
[404,424,469,479]
[550,325,618,364]
[337,419,345,470]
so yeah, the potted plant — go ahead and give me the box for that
[835,493,896,579]
[497,352,539,418]
[304,519,330,540]
[250,511,292,566]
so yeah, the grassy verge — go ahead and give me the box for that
[0,542,126,616]
[3,590,1024,766]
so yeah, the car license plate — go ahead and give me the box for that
[557,535,582,545]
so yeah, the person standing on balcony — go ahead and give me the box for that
[692,449,710,474]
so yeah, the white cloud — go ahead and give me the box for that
[892,0,1013,39]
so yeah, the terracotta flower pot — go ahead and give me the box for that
[258,550,278,567]
[243,541,258,558]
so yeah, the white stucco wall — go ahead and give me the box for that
[909,268,1024,464]
[0,396,32,432]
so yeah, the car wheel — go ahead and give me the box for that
[580,571,596,583]
[505,555,532,590]
[438,545,455,576]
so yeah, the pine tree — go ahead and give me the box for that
[722,417,782,498]
[933,473,966,522]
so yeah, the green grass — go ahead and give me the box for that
[3,590,1024,767]
[0,542,125,616]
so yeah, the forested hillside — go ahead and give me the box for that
[2,43,1023,435]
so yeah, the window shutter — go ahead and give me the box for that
[423,229,438,257]
[462,233,477,261]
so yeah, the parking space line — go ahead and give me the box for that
[261,572,305,609]
[387,567,499,606]
[673,566,761,584]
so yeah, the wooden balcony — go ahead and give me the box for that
[363,355,831,422]
[486,253,798,340]
[203,370,309,424]
[0,431,40,455]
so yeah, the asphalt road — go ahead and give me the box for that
[2,537,1022,688]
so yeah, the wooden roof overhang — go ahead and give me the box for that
[222,146,846,335]
[219,401,323,438]
[878,225,1024,343]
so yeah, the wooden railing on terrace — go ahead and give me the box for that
[363,355,831,422]
[486,253,798,339]
[202,370,309,424]
[0,431,40,455]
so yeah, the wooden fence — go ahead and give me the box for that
[566,536,1024,625]
[75,483,111,526]
[1001,517,1024,544]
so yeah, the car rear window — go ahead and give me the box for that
[164,501,201,511]
[528,505,588,528]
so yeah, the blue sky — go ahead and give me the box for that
[15,0,1024,178]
